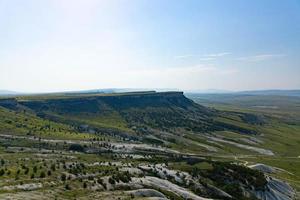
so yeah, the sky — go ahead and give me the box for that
[0,0,300,93]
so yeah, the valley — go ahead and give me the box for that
[0,91,299,199]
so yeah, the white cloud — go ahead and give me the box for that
[174,54,197,59]
[202,52,231,57]
[237,54,285,62]
[1,53,238,91]
[174,52,231,60]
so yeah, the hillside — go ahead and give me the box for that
[0,91,299,199]
[0,91,261,138]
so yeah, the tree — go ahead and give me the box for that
[33,166,37,173]
[0,169,4,176]
[108,177,115,185]
[50,164,56,171]
[65,184,71,190]
[61,173,66,181]
[24,167,29,175]
[83,182,87,188]
[68,144,84,152]
[40,171,46,178]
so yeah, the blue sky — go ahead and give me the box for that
[0,0,299,92]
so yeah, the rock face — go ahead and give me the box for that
[2,183,43,191]
[255,177,295,200]
[132,176,213,200]
[127,189,166,198]
[17,92,216,131]
[249,163,276,174]
[13,92,199,112]
[207,136,274,155]
[249,164,295,200]
[0,91,259,135]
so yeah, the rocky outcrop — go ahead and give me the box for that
[249,164,295,200]
[254,177,295,200]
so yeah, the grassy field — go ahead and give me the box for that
[188,93,300,195]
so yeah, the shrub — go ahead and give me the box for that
[0,159,5,166]
[68,144,84,152]
[33,166,37,173]
[0,169,5,176]
[40,171,46,178]
[65,184,71,190]
[24,167,29,175]
[97,178,103,185]
[61,173,66,181]
[108,177,115,185]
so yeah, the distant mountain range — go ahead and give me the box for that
[236,90,300,97]
[1,88,300,97]
[186,89,300,97]
[0,90,19,95]
[63,88,180,94]
[184,89,232,94]
[0,88,179,96]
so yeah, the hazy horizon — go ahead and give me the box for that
[1,0,300,92]
[1,87,300,95]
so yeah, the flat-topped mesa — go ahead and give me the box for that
[0,91,185,101]
[125,91,184,97]
[0,91,197,112]
[81,91,186,99]
[0,90,259,135]
[139,91,185,98]
[105,91,187,101]
[0,98,20,110]
[96,91,195,110]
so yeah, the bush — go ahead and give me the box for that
[108,177,115,185]
[33,166,37,173]
[1,159,5,166]
[40,171,46,178]
[97,178,103,185]
[65,184,71,190]
[0,169,4,176]
[61,173,66,181]
[68,144,84,152]
[50,164,56,171]
[83,182,87,188]
[24,167,29,175]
